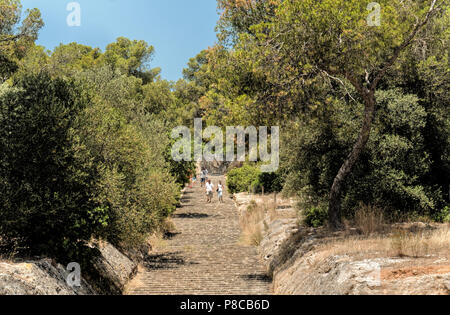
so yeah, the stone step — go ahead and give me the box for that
[125,175,272,295]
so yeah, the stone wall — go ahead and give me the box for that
[0,241,138,295]
[234,193,450,295]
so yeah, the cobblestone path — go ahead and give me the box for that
[126,175,272,295]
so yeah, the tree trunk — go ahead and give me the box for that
[329,91,376,229]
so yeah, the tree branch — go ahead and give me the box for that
[345,73,368,98]
[371,0,441,91]
[320,69,358,103]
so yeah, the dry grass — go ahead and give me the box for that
[148,233,168,251]
[354,204,385,236]
[147,218,176,251]
[313,225,450,263]
[390,227,450,258]
[240,201,266,246]
[0,237,25,262]
[312,236,390,264]
[160,218,176,234]
[239,194,298,246]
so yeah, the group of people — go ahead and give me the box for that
[193,168,224,204]
[205,179,224,204]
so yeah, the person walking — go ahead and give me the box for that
[206,179,214,203]
[200,168,206,187]
[188,171,193,189]
[191,174,197,188]
[217,181,224,204]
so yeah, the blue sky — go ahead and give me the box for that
[21,0,220,81]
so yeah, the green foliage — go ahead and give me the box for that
[283,88,445,218]
[165,138,196,186]
[271,0,436,80]
[0,0,43,82]
[0,30,187,257]
[216,0,280,44]
[142,79,176,116]
[227,164,283,194]
[0,73,101,259]
[73,66,180,249]
[0,0,43,44]
[14,45,48,77]
[1,0,448,264]
[304,206,328,228]
[0,52,17,82]
[203,0,449,223]
[434,206,450,223]
[227,164,261,194]
[48,43,101,77]
[258,171,283,193]
[102,37,159,83]
[352,90,434,214]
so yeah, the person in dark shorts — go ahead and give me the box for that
[200,168,206,187]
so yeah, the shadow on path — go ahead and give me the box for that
[173,213,210,219]
[143,252,199,270]
[126,175,272,295]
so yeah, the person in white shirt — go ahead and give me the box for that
[217,181,224,204]
[206,180,214,203]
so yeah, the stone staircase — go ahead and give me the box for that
[125,175,272,295]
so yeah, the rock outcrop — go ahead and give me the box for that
[0,259,94,295]
[235,192,450,295]
[273,253,450,295]
[260,219,299,275]
[0,241,138,295]
[91,242,138,294]
[263,226,450,295]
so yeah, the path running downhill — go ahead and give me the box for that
[126,175,272,295]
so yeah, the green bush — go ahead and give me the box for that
[0,70,182,261]
[259,171,283,193]
[434,206,450,223]
[227,165,284,194]
[283,89,448,219]
[166,137,196,186]
[0,73,103,260]
[76,68,180,249]
[303,205,328,228]
[227,164,261,194]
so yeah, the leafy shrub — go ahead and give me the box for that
[434,206,450,223]
[227,164,284,194]
[166,137,196,186]
[0,73,103,260]
[283,89,448,219]
[76,68,180,249]
[303,205,328,228]
[227,164,261,194]
[259,171,283,193]
[0,70,182,261]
